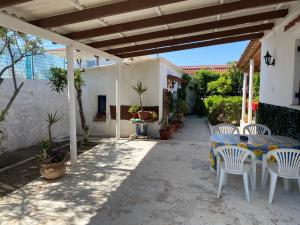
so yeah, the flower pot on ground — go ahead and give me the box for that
[37,140,67,180]
[37,111,66,180]
[170,124,176,134]
[175,121,184,129]
[159,117,172,140]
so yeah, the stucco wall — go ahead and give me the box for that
[80,58,183,138]
[260,7,300,108]
[0,78,69,151]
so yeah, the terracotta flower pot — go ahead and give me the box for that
[159,129,172,140]
[132,113,139,119]
[138,110,149,120]
[175,121,184,129]
[40,160,66,180]
[170,124,176,134]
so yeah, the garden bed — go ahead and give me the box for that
[0,141,100,197]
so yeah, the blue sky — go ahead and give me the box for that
[44,40,249,66]
[153,41,249,66]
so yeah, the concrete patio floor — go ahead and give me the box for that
[0,117,299,225]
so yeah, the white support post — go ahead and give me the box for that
[248,59,254,124]
[66,46,77,165]
[241,72,248,125]
[116,63,121,139]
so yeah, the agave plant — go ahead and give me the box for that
[45,111,62,147]
[132,81,148,110]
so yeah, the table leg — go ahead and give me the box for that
[261,154,267,189]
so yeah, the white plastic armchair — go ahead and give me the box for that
[243,124,271,135]
[216,146,256,203]
[214,123,240,135]
[262,149,300,204]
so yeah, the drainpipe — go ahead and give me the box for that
[116,63,121,139]
[248,59,254,124]
[66,46,77,165]
[241,72,248,125]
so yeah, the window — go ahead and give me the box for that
[95,95,106,121]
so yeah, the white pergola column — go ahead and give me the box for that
[248,59,254,124]
[66,46,77,165]
[116,63,121,139]
[241,72,248,124]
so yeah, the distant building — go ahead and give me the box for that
[180,65,230,75]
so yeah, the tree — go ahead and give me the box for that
[132,81,148,110]
[49,67,89,144]
[207,76,232,95]
[224,62,243,96]
[189,69,220,115]
[0,27,44,150]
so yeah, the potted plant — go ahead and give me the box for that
[159,117,172,140]
[37,111,66,180]
[169,115,176,134]
[132,81,148,120]
[176,99,188,122]
[128,104,140,119]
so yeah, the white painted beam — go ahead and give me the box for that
[248,59,254,124]
[116,63,121,139]
[241,72,248,124]
[66,46,77,166]
[0,11,122,63]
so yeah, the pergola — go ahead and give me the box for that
[0,0,296,165]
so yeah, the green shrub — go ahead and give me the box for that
[204,95,242,125]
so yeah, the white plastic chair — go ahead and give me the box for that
[216,146,256,203]
[262,149,300,204]
[214,123,240,135]
[243,124,271,135]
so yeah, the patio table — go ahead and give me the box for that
[209,134,300,187]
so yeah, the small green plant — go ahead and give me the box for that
[159,117,169,131]
[36,140,66,164]
[176,99,188,114]
[132,81,148,110]
[204,95,242,125]
[128,104,140,114]
[45,111,62,147]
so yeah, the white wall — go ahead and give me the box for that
[260,6,300,108]
[80,58,183,138]
[0,79,69,151]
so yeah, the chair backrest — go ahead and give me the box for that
[216,146,254,173]
[214,123,240,135]
[243,124,271,135]
[267,149,300,177]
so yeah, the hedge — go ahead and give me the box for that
[204,95,242,125]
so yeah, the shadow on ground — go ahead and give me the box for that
[0,118,299,225]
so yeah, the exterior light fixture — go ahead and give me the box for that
[264,51,275,66]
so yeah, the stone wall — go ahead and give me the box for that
[0,78,69,152]
[256,102,300,140]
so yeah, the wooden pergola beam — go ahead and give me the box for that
[117,33,264,58]
[0,0,32,8]
[30,0,185,28]
[66,0,294,40]
[106,23,274,55]
[89,10,287,48]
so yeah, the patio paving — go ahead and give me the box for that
[0,117,299,225]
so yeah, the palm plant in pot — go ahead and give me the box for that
[159,117,172,140]
[132,81,148,120]
[37,111,66,180]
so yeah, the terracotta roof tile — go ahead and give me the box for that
[180,65,229,75]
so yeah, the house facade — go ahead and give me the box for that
[78,58,183,138]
